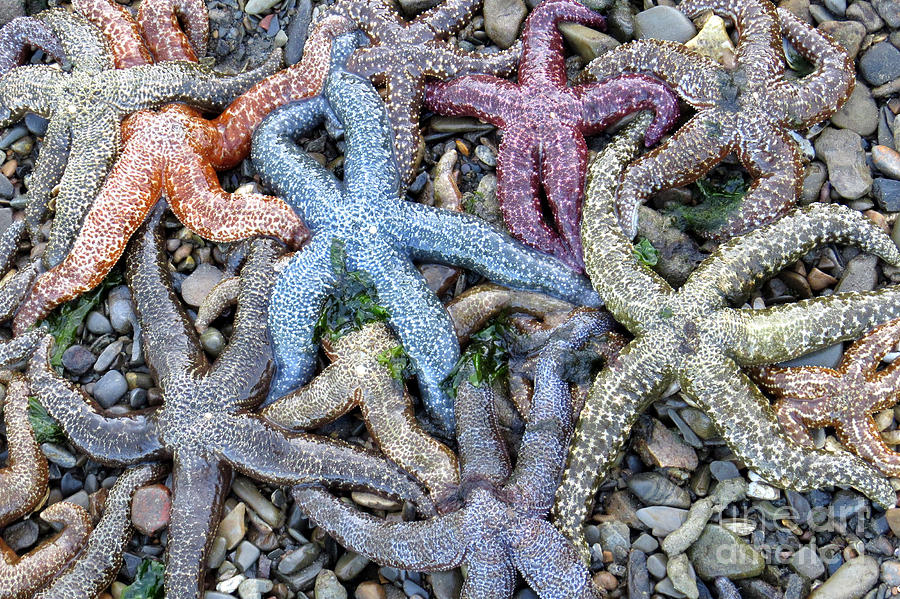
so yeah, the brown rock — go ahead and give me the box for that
[634,417,699,471]
[130,484,172,536]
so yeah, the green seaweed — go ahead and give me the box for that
[664,174,748,234]
[122,560,165,599]
[27,396,63,444]
[377,344,413,381]
[442,315,512,395]
[633,237,660,268]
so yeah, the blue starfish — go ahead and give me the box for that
[251,34,600,434]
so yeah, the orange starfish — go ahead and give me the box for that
[753,318,900,478]
[15,2,354,332]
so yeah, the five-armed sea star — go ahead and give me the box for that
[0,6,281,269]
[0,16,64,75]
[425,0,678,269]
[12,7,358,332]
[580,0,854,240]
[752,318,900,478]
[27,208,432,599]
[251,39,599,435]
[321,0,522,185]
[0,373,93,599]
[294,312,613,599]
[33,464,168,599]
[552,112,900,561]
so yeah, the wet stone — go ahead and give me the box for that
[647,552,668,579]
[859,42,900,87]
[428,571,461,599]
[598,520,631,558]
[60,472,82,496]
[278,544,320,575]
[633,5,697,42]
[24,114,48,136]
[238,578,274,599]
[41,443,76,468]
[109,298,137,335]
[131,484,172,536]
[0,174,12,200]
[483,0,526,49]
[234,540,261,572]
[334,551,369,581]
[93,340,123,373]
[92,370,128,408]
[709,461,740,481]
[61,344,95,375]
[809,555,879,599]
[847,0,884,29]
[873,144,900,179]
[777,342,843,368]
[85,311,113,336]
[636,506,689,535]
[814,128,872,200]
[628,472,691,508]
[3,519,38,552]
[314,569,347,599]
[686,525,765,580]
[218,502,247,550]
[873,178,900,211]
[830,83,878,135]
[817,20,866,58]
[789,545,825,580]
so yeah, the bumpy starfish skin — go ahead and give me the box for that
[33,464,167,599]
[0,17,65,75]
[425,0,678,269]
[0,7,283,269]
[28,208,431,599]
[263,323,461,507]
[0,221,41,364]
[0,374,92,599]
[553,112,900,561]
[11,15,363,332]
[252,41,599,435]
[323,0,521,185]
[752,319,900,477]
[295,312,612,599]
[580,0,854,240]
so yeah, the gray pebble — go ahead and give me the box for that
[93,340,123,373]
[777,342,844,369]
[633,533,659,554]
[825,0,847,14]
[836,254,878,294]
[85,311,113,336]
[24,114,48,136]
[234,540,261,572]
[636,506,689,535]
[61,344,95,375]
[628,472,691,508]
[92,369,128,408]
[284,0,311,65]
[314,569,347,599]
[873,178,900,211]
[483,0,527,49]
[634,5,696,42]
[0,174,13,200]
[873,0,900,26]
[647,553,668,579]
[790,545,825,580]
[334,551,369,581]
[859,42,900,87]
[278,544,320,575]
[830,83,878,136]
[109,298,137,334]
[809,556,879,599]
[709,461,740,481]
[687,525,765,579]
[3,519,38,552]
[41,443,77,468]
[813,128,872,199]
[0,125,27,150]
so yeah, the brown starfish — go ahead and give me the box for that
[753,318,900,478]
[0,373,93,599]
[579,0,855,240]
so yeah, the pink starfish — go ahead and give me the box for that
[425,0,678,269]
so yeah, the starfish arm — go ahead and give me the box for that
[0,64,65,126]
[263,365,359,426]
[425,42,522,80]
[72,0,154,68]
[679,0,782,86]
[252,97,342,223]
[770,8,855,127]
[682,203,900,310]
[843,318,900,377]
[13,118,164,333]
[194,276,240,333]
[164,450,230,599]
[267,235,338,400]
[493,129,573,265]
[517,0,605,88]
[207,239,279,409]
[42,113,120,268]
[35,7,112,72]
[577,73,680,145]
[138,0,209,62]
[398,201,600,306]
[540,126,590,268]
[0,374,48,528]
[424,74,514,128]
[553,338,672,560]
[751,365,841,401]
[209,16,357,168]
[679,352,895,508]
[33,464,168,599]
[580,39,721,106]
[118,51,283,113]
[459,552,516,599]
[701,120,802,240]
[293,487,465,570]
[508,519,601,599]
[128,206,210,386]
[773,398,822,448]
[0,502,92,599]
[614,111,735,239]
[350,234,459,435]
[446,283,575,345]
[0,218,23,275]
[727,286,900,366]
[839,414,900,478]
[214,414,433,508]
[413,0,482,38]
[505,313,614,516]
[0,17,65,75]
[22,111,72,240]
[27,336,166,466]
[455,381,513,488]
[169,163,309,249]
[580,112,674,331]
[332,69,410,189]
[0,329,42,368]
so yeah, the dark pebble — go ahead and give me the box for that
[831,489,869,521]
[403,579,428,597]
[0,174,13,200]
[284,0,312,65]
[61,344,96,375]
[786,490,811,523]
[807,488,832,507]
[714,578,741,599]
[60,471,83,496]
[266,14,280,37]
[872,513,890,535]
[0,125,27,149]
[709,460,740,481]
[859,42,900,86]
[627,550,651,599]
[873,178,900,211]
[24,113,48,136]
[129,388,148,409]
[3,519,38,552]
[122,552,143,581]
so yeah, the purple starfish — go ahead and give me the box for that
[0,16,65,76]
[425,0,678,269]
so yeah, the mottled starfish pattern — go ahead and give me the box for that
[294,312,613,599]
[553,112,900,561]
[27,208,432,599]
[323,0,522,185]
[752,319,900,478]
[252,41,599,435]
[0,374,92,599]
[0,221,42,364]
[425,0,678,269]
[12,11,359,332]
[580,0,855,240]
[1,6,282,269]
[263,322,461,508]
[33,464,168,599]
[0,16,64,74]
